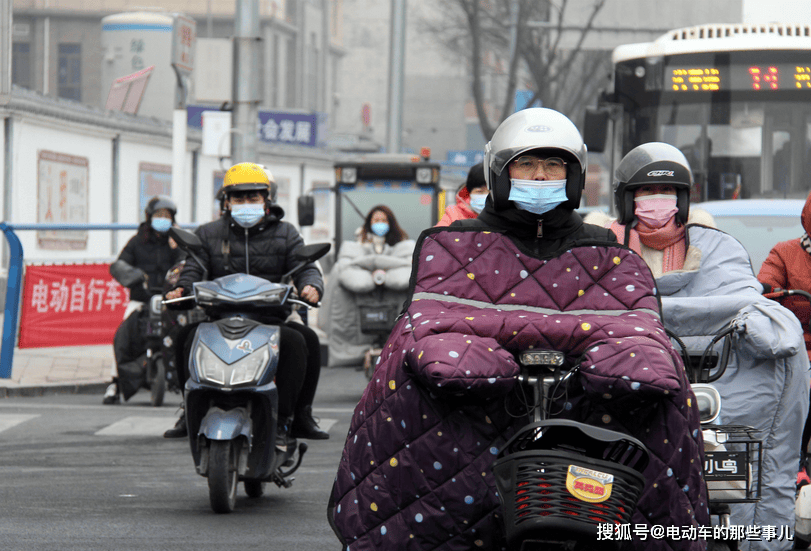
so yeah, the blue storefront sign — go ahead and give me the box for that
[258,111,319,147]
[187,105,326,149]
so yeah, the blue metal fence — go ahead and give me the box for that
[0,223,195,379]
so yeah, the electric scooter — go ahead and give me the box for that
[166,227,330,513]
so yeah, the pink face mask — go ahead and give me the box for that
[634,194,678,228]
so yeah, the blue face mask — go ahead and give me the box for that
[370,222,390,237]
[469,193,487,214]
[508,178,568,215]
[231,203,265,228]
[151,217,172,233]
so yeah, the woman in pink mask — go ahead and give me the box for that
[587,142,809,543]
[585,142,713,277]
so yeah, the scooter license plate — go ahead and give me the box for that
[704,450,747,482]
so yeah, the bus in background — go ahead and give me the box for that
[585,23,811,202]
[333,149,442,254]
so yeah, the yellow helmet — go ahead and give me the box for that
[222,162,271,195]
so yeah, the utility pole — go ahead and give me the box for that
[506,0,519,113]
[386,0,406,154]
[1,0,11,105]
[170,14,196,224]
[231,0,261,163]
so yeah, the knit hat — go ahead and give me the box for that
[465,162,486,193]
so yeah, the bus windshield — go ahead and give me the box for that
[633,99,811,200]
[610,23,811,201]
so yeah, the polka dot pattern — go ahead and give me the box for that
[331,231,704,550]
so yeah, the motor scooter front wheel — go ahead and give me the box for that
[149,355,166,407]
[208,440,238,513]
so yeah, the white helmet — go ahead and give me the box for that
[484,108,587,211]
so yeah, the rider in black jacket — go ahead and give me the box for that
[104,196,182,404]
[163,162,328,445]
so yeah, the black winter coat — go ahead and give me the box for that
[115,223,183,302]
[451,200,617,257]
[176,205,324,312]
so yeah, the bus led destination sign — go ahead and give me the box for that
[671,67,721,91]
[667,63,811,92]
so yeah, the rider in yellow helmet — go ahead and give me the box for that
[163,162,328,444]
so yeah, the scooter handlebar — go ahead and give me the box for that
[288,297,320,309]
[162,295,196,305]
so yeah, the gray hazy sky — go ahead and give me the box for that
[743,0,811,24]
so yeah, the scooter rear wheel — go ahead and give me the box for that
[208,440,238,513]
[149,356,166,407]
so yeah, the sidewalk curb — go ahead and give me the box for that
[0,382,108,399]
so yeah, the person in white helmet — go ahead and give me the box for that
[451,108,616,250]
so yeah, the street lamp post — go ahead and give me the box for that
[386,0,406,154]
[231,0,261,163]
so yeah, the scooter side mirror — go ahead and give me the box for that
[295,243,331,263]
[168,227,208,281]
[583,107,609,153]
[169,227,204,253]
[298,195,315,227]
[283,243,332,282]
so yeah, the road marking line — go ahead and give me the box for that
[317,418,338,433]
[95,416,178,437]
[0,413,39,433]
[95,417,339,437]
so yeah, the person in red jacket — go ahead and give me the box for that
[758,190,811,485]
[436,162,488,226]
[758,190,811,360]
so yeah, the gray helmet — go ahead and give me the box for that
[613,142,693,225]
[145,195,177,220]
[484,107,588,211]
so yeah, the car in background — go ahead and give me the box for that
[697,199,805,274]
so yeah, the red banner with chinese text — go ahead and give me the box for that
[18,263,130,348]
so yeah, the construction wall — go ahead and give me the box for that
[0,89,337,268]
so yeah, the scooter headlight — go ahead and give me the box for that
[195,343,227,385]
[229,345,270,385]
[194,342,270,387]
[692,383,721,424]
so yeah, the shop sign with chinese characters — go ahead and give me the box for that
[258,111,321,147]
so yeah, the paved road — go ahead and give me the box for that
[0,366,369,550]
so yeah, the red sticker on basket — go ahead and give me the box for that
[565,465,614,503]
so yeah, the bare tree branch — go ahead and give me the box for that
[466,0,497,139]
[427,0,608,140]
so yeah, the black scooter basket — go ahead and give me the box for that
[492,420,648,550]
